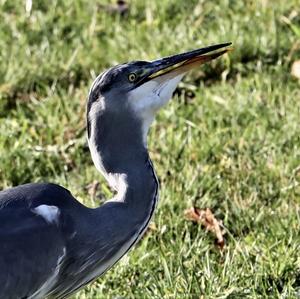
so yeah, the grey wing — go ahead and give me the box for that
[0,206,66,299]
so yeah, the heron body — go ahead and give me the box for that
[0,43,231,298]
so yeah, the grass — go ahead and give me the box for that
[1,0,300,298]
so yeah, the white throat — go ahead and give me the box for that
[129,74,185,146]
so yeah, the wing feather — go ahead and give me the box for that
[0,205,66,298]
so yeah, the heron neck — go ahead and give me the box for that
[88,112,159,212]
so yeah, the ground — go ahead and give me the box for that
[0,1,299,298]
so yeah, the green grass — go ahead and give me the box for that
[1,0,300,298]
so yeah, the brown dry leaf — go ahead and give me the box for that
[291,60,300,79]
[184,207,225,249]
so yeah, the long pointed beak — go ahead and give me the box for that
[137,42,232,86]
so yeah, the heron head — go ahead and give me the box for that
[87,43,232,144]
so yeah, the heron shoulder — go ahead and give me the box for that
[32,204,61,225]
[0,182,82,210]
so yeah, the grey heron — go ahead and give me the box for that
[0,42,231,298]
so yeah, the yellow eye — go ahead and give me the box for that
[128,73,137,82]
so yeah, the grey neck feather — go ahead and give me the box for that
[87,102,159,223]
